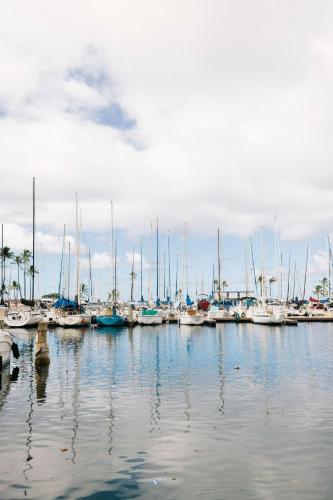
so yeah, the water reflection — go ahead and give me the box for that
[23,336,34,479]
[217,329,225,414]
[149,334,161,436]
[35,364,49,404]
[1,323,333,500]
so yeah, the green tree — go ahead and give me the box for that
[26,264,38,300]
[80,283,89,301]
[257,275,265,298]
[0,246,14,286]
[13,255,23,299]
[269,276,277,298]
[21,249,32,298]
[108,288,119,303]
[11,280,19,301]
[320,277,328,298]
[129,271,137,302]
[314,284,322,300]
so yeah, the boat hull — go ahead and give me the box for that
[179,314,205,325]
[137,315,163,325]
[58,315,91,327]
[0,330,12,366]
[96,315,127,327]
[208,309,225,320]
[252,314,283,325]
[4,312,43,328]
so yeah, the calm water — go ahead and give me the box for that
[1,323,333,500]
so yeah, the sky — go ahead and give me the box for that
[1,0,333,300]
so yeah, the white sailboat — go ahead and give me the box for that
[137,308,163,325]
[58,193,90,328]
[4,308,43,328]
[179,308,205,325]
[252,226,284,325]
[252,305,284,325]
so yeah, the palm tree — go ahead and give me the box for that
[257,275,265,298]
[11,280,19,301]
[80,283,89,301]
[269,276,277,298]
[26,264,38,300]
[222,280,228,293]
[13,255,23,299]
[314,284,322,300]
[320,277,328,298]
[0,246,14,285]
[108,288,119,303]
[129,271,137,302]
[21,249,32,298]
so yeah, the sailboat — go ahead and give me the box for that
[137,219,163,325]
[252,227,284,325]
[4,178,43,328]
[96,203,127,328]
[178,224,204,325]
[0,329,12,367]
[58,193,90,328]
[179,308,205,325]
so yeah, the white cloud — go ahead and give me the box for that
[2,223,75,254]
[1,1,333,240]
[125,251,150,270]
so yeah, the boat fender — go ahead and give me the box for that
[10,366,19,381]
[241,313,246,318]
[12,342,20,359]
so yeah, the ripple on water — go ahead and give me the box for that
[1,323,333,499]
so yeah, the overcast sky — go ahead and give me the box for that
[1,0,333,297]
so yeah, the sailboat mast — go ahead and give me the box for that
[302,242,310,301]
[140,239,143,302]
[156,218,159,303]
[58,224,66,297]
[1,224,3,305]
[292,261,296,300]
[327,234,332,301]
[260,225,264,300]
[130,249,135,302]
[89,248,93,301]
[286,252,291,302]
[75,192,80,304]
[32,177,36,302]
[163,251,166,301]
[250,239,258,297]
[185,223,188,296]
[167,231,171,303]
[175,247,179,301]
[67,241,71,300]
[111,201,114,293]
[114,238,117,302]
[217,228,221,302]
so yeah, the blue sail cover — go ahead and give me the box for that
[186,294,194,306]
[53,297,78,309]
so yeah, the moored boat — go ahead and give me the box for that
[96,306,127,327]
[137,308,163,325]
[252,305,284,325]
[58,313,90,328]
[179,308,205,325]
[4,309,43,328]
[0,329,12,366]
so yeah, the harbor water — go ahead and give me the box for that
[1,323,333,499]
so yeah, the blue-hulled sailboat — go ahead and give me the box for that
[96,305,127,327]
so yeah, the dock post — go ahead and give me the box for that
[35,322,50,367]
